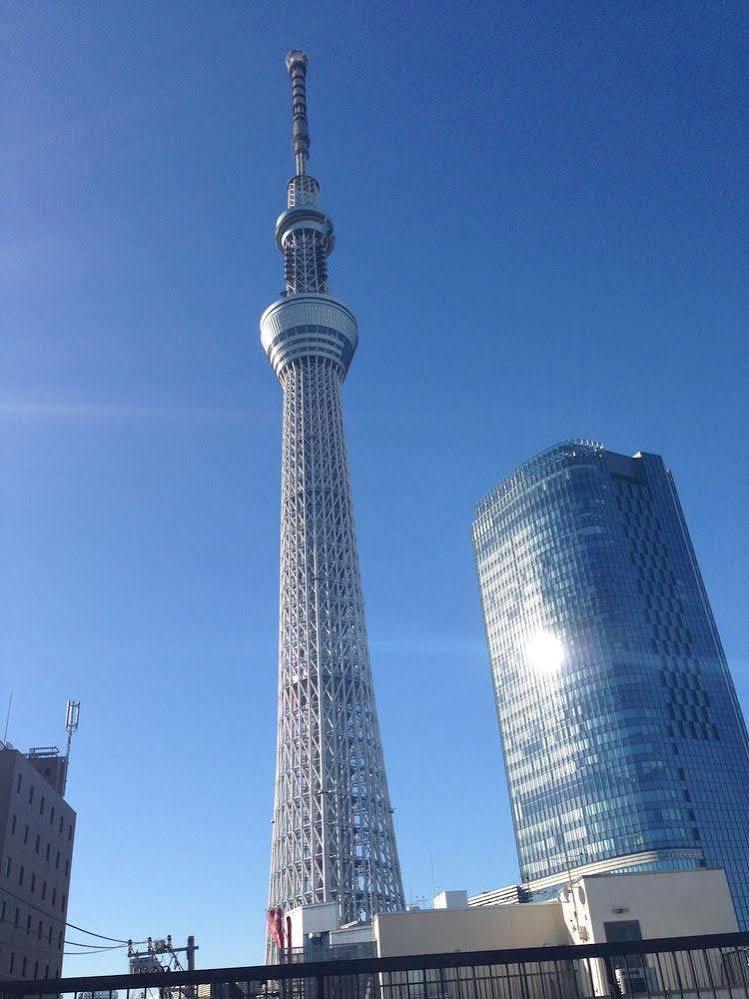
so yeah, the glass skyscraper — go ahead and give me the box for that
[472,441,749,927]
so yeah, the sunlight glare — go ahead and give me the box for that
[526,631,564,674]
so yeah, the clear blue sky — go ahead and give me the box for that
[3,0,747,976]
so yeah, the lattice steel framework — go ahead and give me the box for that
[260,51,404,951]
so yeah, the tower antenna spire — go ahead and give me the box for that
[285,50,310,175]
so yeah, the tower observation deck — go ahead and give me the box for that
[260,51,405,953]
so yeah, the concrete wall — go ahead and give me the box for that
[434,891,469,910]
[374,901,568,957]
[560,868,738,945]
[329,925,374,947]
[558,869,740,997]
[287,901,338,948]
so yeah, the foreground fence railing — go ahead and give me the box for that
[3,931,749,999]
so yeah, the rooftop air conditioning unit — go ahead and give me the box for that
[615,966,658,995]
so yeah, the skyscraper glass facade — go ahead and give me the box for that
[472,441,749,927]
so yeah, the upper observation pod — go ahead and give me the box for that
[260,294,358,381]
[260,51,358,383]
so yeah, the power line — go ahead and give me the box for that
[63,945,123,955]
[0,883,134,944]
[66,920,130,943]
[64,945,124,953]
[66,940,129,950]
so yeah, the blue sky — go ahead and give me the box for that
[2,0,747,975]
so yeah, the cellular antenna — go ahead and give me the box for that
[286,50,310,175]
[2,691,12,745]
[64,699,80,793]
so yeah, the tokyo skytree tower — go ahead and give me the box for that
[260,51,405,937]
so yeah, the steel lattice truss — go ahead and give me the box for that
[260,51,404,951]
[283,226,329,295]
[271,356,404,921]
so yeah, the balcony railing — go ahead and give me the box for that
[2,931,749,999]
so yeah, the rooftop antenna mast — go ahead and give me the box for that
[2,691,12,745]
[64,699,80,794]
[286,49,310,176]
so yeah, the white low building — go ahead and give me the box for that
[373,868,738,957]
[283,870,741,999]
[558,868,738,946]
[374,894,567,956]
[283,868,738,965]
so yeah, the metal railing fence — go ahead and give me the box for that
[2,931,749,999]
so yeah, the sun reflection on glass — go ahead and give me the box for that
[526,631,564,674]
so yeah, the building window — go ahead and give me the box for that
[22,955,27,977]
[23,825,29,845]
[50,806,55,827]
[59,816,64,835]
[45,965,49,978]
[33,960,39,979]
[8,953,14,975]
[48,925,52,944]
[55,851,60,869]
[14,906,19,927]
[38,919,42,939]
[46,844,50,862]
[68,824,72,841]
[42,880,47,900]
[35,833,40,854]
[40,796,45,815]
[62,892,66,911]
[11,814,16,834]
[0,899,5,920]
[57,929,62,949]
[52,887,56,906]
[26,913,31,933]
[30,873,36,892]
[28,786,34,805]
[2,856,10,877]
[18,864,24,886]
[16,773,22,793]
[65,859,69,877]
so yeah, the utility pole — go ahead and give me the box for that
[128,935,198,975]
[186,935,196,972]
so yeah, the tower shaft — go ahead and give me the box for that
[261,52,404,949]
[271,356,402,921]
